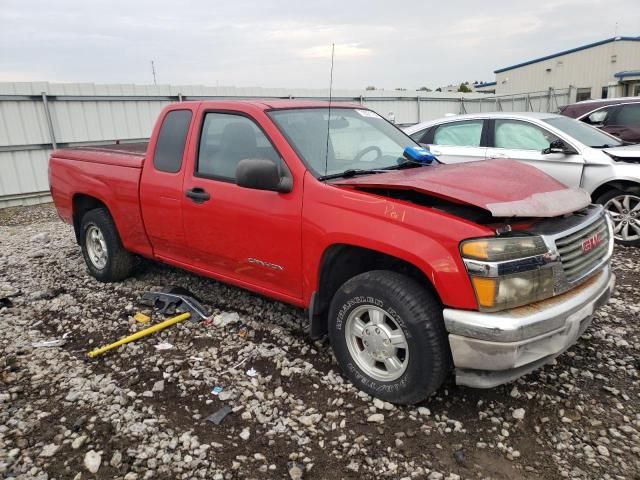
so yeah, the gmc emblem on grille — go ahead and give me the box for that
[582,232,602,253]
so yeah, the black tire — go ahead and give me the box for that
[328,270,451,405]
[79,208,135,282]
[595,188,640,247]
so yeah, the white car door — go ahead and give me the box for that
[485,119,584,188]
[424,119,487,164]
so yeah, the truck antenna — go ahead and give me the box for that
[151,60,157,85]
[324,43,335,176]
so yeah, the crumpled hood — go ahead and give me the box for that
[603,144,640,162]
[335,158,591,217]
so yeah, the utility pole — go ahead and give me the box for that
[151,60,157,85]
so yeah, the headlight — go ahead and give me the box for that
[461,236,548,262]
[469,269,555,312]
[461,236,554,312]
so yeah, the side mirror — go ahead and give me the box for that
[235,158,292,193]
[542,139,575,155]
[403,146,437,164]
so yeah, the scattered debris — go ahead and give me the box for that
[212,311,240,327]
[32,339,66,348]
[71,415,87,432]
[133,312,151,323]
[0,297,14,308]
[211,386,223,396]
[30,232,50,243]
[453,449,465,465]
[140,288,210,321]
[238,326,248,339]
[154,342,174,350]
[246,367,258,377]
[217,356,251,375]
[239,428,251,440]
[189,356,204,361]
[206,405,233,425]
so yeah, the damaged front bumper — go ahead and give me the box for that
[443,265,615,388]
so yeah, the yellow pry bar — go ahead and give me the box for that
[87,312,191,358]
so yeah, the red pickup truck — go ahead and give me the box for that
[49,100,615,404]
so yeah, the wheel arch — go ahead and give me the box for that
[72,193,111,244]
[591,179,640,202]
[309,243,440,339]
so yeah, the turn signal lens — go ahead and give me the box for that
[471,277,497,308]
[461,240,489,260]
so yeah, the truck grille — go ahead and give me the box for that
[555,215,609,283]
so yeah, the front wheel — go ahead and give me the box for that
[328,270,451,405]
[596,188,640,247]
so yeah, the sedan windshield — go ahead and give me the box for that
[543,116,623,148]
[267,108,418,177]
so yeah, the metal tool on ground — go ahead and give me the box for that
[87,287,211,358]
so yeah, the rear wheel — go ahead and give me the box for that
[596,188,640,246]
[80,208,136,282]
[328,270,451,405]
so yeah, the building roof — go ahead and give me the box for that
[474,81,497,88]
[494,36,640,74]
[614,70,640,78]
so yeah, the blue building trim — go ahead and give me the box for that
[614,70,640,78]
[494,36,640,74]
[474,81,497,88]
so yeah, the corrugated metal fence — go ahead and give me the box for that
[0,82,571,208]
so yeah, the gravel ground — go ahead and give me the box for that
[1,203,639,480]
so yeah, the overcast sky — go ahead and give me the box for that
[1,0,638,90]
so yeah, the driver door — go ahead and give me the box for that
[181,110,303,300]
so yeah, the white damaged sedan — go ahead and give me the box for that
[404,112,640,246]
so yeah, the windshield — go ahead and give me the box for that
[267,108,418,177]
[543,116,623,148]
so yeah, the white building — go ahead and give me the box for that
[492,36,640,100]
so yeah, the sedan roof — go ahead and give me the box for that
[404,112,561,134]
[560,97,640,119]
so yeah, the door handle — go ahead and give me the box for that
[185,187,211,203]
[430,149,442,155]
[489,153,508,159]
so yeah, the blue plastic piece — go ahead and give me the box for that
[403,146,436,164]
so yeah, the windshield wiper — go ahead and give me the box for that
[318,168,388,181]
[386,158,427,170]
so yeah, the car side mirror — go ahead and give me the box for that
[543,139,575,155]
[235,158,292,193]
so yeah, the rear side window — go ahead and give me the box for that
[153,110,192,173]
[616,104,640,126]
[433,120,483,147]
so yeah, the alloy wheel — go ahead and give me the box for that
[604,194,640,242]
[344,305,409,382]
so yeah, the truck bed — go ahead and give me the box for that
[52,142,148,168]
[49,141,153,257]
